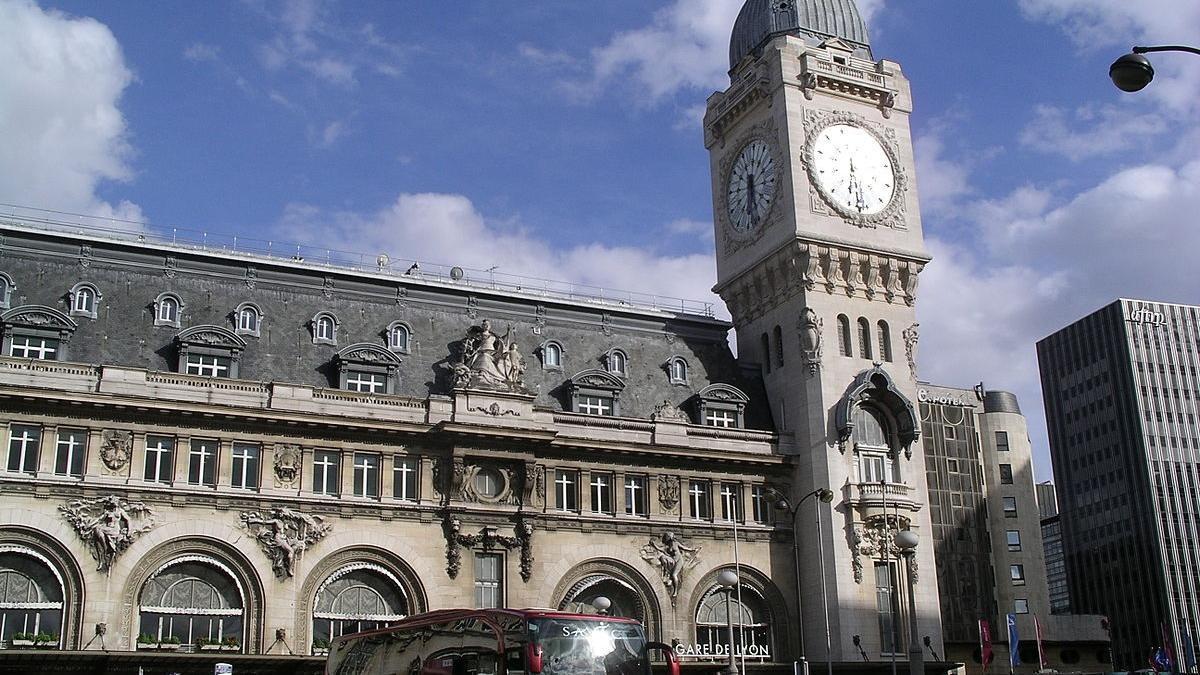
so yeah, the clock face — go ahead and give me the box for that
[810,123,896,216]
[726,139,777,233]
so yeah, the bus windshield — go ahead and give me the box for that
[529,618,647,675]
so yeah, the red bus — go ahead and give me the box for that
[325,608,679,675]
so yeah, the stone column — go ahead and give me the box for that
[381,452,395,501]
[129,432,147,484]
[37,424,57,476]
[341,449,356,498]
[420,455,436,504]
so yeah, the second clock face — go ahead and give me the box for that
[726,139,777,233]
[811,123,896,216]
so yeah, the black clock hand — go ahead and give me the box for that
[746,175,757,224]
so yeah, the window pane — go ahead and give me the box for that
[624,475,647,516]
[7,424,41,474]
[1006,530,1021,551]
[189,439,217,487]
[474,553,503,609]
[144,436,174,483]
[314,451,340,496]
[231,444,260,489]
[354,453,380,498]
[393,456,418,501]
[999,464,1014,484]
[55,429,87,477]
[555,470,577,511]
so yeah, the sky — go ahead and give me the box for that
[1,0,1198,482]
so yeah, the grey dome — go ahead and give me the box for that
[729,0,872,69]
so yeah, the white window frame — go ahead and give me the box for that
[393,456,418,501]
[667,357,689,385]
[541,341,563,370]
[705,409,737,428]
[387,322,412,353]
[313,450,340,496]
[69,282,101,319]
[234,303,262,337]
[0,272,14,309]
[606,349,627,376]
[720,482,741,522]
[230,443,260,490]
[154,293,183,328]
[689,480,712,521]
[590,473,613,514]
[346,371,387,394]
[54,428,87,478]
[474,552,503,609]
[311,313,338,345]
[9,335,58,360]
[144,436,174,484]
[576,395,613,416]
[188,439,218,487]
[353,453,380,499]
[185,353,231,378]
[555,470,578,512]
[7,424,41,475]
[624,475,648,516]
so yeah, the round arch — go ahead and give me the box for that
[0,526,85,649]
[119,537,264,652]
[550,558,662,642]
[0,527,84,647]
[686,565,790,662]
[296,546,428,652]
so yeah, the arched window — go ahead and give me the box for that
[837,315,851,357]
[139,558,244,649]
[760,334,771,374]
[154,293,183,328]
[234,303,262,337]
[0,549,64,645]
[387,322,411,353]
[668,357,688,384]
[606,349,627,376]
[0,272,15,309]
[853,405,897,483]
[695,583,773,660]
[773,325,784,367]
[877,321,893,362]
[312,565,407,648]
[541,341,563,369]
[311,313,338,345]
[68,283,101,319]
[560,576,645,623]
[857,317,872,359]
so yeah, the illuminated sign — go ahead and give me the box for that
[917,389,972,407]
[1129,306,1166,327]
[675,643,771,659]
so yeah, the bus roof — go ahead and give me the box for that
[332,608,643,644]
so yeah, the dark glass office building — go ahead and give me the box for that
[1038,298,1200,669]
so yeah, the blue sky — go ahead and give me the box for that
[2,0,1198,481]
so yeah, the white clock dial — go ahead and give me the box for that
[811,124,896,216]
[726,139,777,233]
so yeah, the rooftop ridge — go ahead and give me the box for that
[0,204,721,323]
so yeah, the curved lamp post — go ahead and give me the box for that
[895,530,922,675]
[765,487,835,675]
[717,569,741,675]
[1110,45,1200,92]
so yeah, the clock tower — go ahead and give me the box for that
[705,0,942,664]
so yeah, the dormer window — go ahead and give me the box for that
[2,306,77,361]
[336,343,402,395]
[606,349,628,376]
[175,325,246,379]
[0,272,15,309]
[388,321,412,353]
[154,293,183,328]
[540,340,564,370]
[311,312,339,345]
[235,303,262,337]
[667,357,689,385]
[696,384,749,429]
[68,282,101,319]
[568,369,624,417]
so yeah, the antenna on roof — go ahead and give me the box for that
[377,253,390,269]
[450,266,464,281]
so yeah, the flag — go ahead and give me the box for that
[1035,616,1048,670]
[1183,629,1197,672]
[1008,614,1022,669]
[980,619,994,667]
[1153,647,1172,672]
[1164,623,1177,673]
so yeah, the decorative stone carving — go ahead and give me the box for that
[639,532,700,606]
[245,267,257,289]
[658,475,680,510]
[395,286,408,307]
[240,507,332,579]
[799,307,823,374]
[467,296,479,319]
[850,516,917,584]
[60,496,155,573]
[164,256,178,278]
[443,514,534,582]
[448,319,528,393]
[322,276,334,299]
[273,444,301,486]
[79,244,93,268]
[469,402,520,417]
[650,400,688,423]
[99,430,133,471]
[902,323,920,380]
[522,462,546,509]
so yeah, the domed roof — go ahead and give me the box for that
[729,0,872,70]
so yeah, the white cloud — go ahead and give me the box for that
[1019,104,1168,161]
[0,0,142,223]
[517,43,577,69]
[913,132,974,215]
[183,42,220,63]
[277,193,725,317]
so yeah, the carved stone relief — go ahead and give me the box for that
[902,323,920,380]
[799,307,823,375]
[443,514,534,582]
[850,516,917,584]
[447,319,529,393]
[60,496,155,573]
[273,444,301,487]
[638,532,700,606]
[650,400,688,423]
[522,462,546,509]
[240,507,332,579]
[99,430,133,472]
[657,475,680,511]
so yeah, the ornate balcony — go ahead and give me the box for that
[843,480,922,517]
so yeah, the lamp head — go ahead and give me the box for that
[591,596,612,614]
[818,488,834,503]
[717,569,739,588]
[1110,52,1155,92]
[852,635,861,646]
[895,529,919,551]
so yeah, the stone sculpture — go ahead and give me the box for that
[273,444,301,485]
[639,532,700,605]
[240,507,332,579]
[800,307,823,374]
[60,495,155,572]
[99,430,133,471]
[450,319,528,393]
[902,322,920,380]
[443,515,534,582]
[657,475,681,510]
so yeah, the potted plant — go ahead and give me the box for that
[33,632,58,648]
[197,636,222,652]
[136,634,156,650]
[158,635,182,651]
[10,632,35,648]
[312,637,330,656]
[220,635,240,652]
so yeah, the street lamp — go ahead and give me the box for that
[895,530,922,675]
[1109,45,1200,92]
[717,569,740,675]
[765,486,835,675]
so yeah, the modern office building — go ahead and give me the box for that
[1038,298,1200,669]
[919,384,1108,674]
[1037,482,1072,615]
[0,1,957,672]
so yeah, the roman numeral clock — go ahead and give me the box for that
[802,110,908,229]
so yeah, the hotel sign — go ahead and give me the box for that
[918,388,973,407]
[1128,306,1166,327]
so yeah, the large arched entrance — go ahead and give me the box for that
[552,559,662,641]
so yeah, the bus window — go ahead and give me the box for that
[505,646,526,675]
